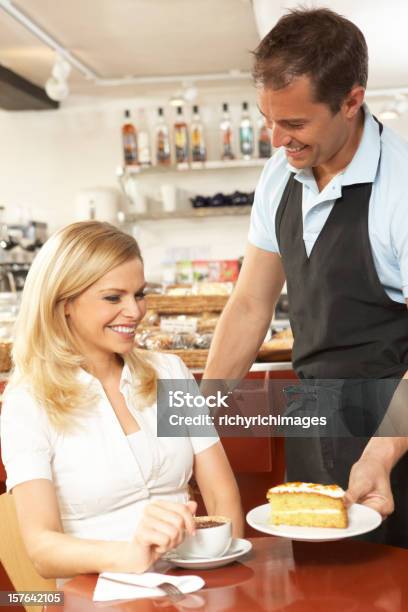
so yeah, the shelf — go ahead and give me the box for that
[117,158,266,176]
[121,205,252,223]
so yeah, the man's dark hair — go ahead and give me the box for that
[253,7,368,113]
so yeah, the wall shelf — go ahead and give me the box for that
[121,205,252,223]
[117,158,264,222]
[117,157,266,177]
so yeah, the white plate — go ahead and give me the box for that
[246,503,382,542]
[165,538,252,569]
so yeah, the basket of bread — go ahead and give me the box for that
[257,327,293,362]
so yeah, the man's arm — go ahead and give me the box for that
[344,437,408,517]
[345,299,408,516]
[203,243,285,380]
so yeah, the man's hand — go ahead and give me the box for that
[344,456,394,519]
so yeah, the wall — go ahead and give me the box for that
[0,86,265,280]
[0,91,407,281]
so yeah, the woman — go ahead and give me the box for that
[0,221,243,580]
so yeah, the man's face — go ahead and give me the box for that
[257,76,350,170]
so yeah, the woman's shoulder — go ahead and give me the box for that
[142,351,193,380]
[1,380,52,449]
[2,379,43,419]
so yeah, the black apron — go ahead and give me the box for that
[275,119,408,547]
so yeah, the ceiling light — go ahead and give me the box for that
[182,80,198,102]
[169,93,185,107]
[394,94,408,114]
[45,53,70,101]
[378,94,408,120]
[45,76,69,101]
[378,107,399,120]
[52,55,71,81]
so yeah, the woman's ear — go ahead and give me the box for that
[64,299,71,317]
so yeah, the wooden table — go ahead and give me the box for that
[55,536,408,611]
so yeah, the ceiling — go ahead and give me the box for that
[0,0,259,98]
[0,0,407,101]
[253,0,408,90]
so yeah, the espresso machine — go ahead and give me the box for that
[0,207,47,292]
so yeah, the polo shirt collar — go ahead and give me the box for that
[286,103,381,188]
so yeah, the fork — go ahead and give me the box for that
[157,582,185,602]
[100,575,185,602]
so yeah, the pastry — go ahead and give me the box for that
[267,482,348,528]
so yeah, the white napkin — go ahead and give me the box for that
[93,571,205,602]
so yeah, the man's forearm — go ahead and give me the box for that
[204,293,273,380]
[361,437,408,473]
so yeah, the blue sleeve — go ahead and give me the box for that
[391,200,408,299]
[248,151,291,254]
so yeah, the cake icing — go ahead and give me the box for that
[268,482,345,499]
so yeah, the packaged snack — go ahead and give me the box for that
[192,260,210,282]
[175,260,194,284]
[172,333,196,349]
[194,333,213,349]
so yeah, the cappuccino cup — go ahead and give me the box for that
[175,515,232,559]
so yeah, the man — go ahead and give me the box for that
[345,437,408,519]
[204,8,408,547]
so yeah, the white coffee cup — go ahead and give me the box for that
[175,515,232,559]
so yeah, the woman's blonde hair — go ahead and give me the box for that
[10,221,157,428]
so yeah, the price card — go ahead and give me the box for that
[160,315,198,334]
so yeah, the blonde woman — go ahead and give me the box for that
[0,221,243,580]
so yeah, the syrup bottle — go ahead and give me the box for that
[220,102,234,160]
[174,106,189,164]
[122,109,138,166]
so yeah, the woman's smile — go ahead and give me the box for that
[107,324,137,339]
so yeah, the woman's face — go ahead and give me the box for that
[65,257,146,361]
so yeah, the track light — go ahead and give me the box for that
[169,93,185,107]
[45,76,69,101]
[45,54,70,101]
[52,55,71,81]
[379,94,408,121]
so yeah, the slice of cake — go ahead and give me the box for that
[267,482,348,528]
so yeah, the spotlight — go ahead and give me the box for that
[45,54,71,101]
[395,94,408,114]
[378,106,399,120]
[169,93,185,107]
[45,76,69,101]
[182,80,197,102]
[379,94,408,121]
[52,55,71,81]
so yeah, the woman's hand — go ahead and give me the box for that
[121,500,197,573]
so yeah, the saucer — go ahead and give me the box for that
[246,503,382,542]
[165,538,252,569]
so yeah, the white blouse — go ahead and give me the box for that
[0,353,219,543]
[126,430,153,483]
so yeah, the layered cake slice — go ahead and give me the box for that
[267,482,348,528]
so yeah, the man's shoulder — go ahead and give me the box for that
[380,125,408,173]
[260,147,291,183]
[255,148,292,210]
[373,125,408,227]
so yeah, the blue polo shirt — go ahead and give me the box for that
[248,104,408,303]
